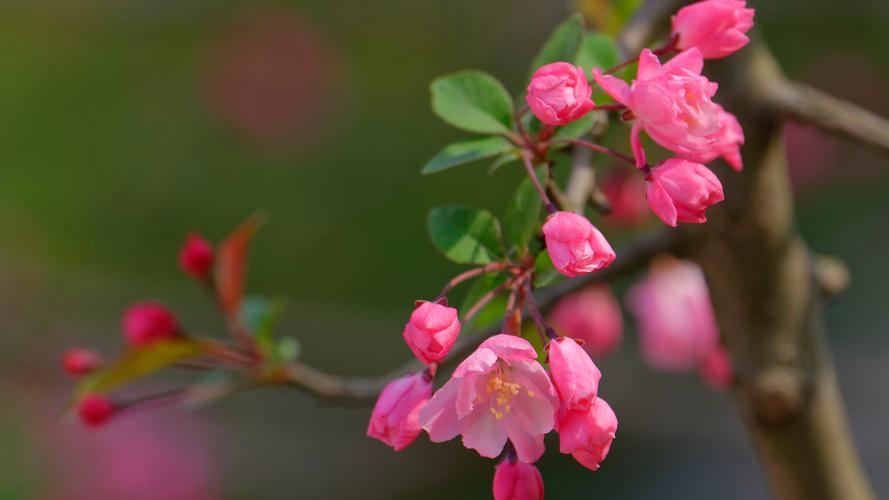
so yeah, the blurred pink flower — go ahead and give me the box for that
[178,234,214,280]
[61,348,103,376]
[526,62,594,126]
[493,460,544,500]
[549,286,623,358]
[76,394,118,427]
[601,170,649,226]
[699,345,733,390]
[122,302,179,347]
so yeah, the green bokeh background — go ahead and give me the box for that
[0,0,887,498]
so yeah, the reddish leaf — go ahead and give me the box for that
[216,213,265,314]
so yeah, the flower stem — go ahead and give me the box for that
[524,281,558,342]
[437,262,509,301]
[604,35,678,75]
[521,151,558,214]
[550,138,637,168]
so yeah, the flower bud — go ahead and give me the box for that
[493,460,544,500]
[549,286,623,358]
[77,394,118,427]
[672,0,755,59]
[402,301,460,364]
[178,233,214,279]
[646,158,724,227]
[699,345,733,390]
[548,337,601,411]
[526,62,594,126]
[122,302,179,347]
[62,348,103,376]
[556,398,618,471]
[542,212,615,277]
[367,372,432,451]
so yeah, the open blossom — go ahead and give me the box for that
[627,257,718,372]
[402,301,461,364]
[78,394,118,427]
[122,302,179,346]
[672,0,755,59]
[556,398,618,471]
[493,460,544,500]
[699,345,733,389]
[543,211,615,278]
[62,348,103,376]
[178,233,215,279]
[548,337,601,411]
[526,62,594,126]
[549,286,623,358]
[593,48,721,163]
[685,106,744,171]
[367,372,432,451]
[419,334,558,463]
[646,158,724,226]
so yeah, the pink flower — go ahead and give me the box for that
[672,0,755,59]
[699,345,733,389]
[493,460,544,500]
[627,257,718,372]
[526,62,595,126]
[402,301,461,364]
[556,398,617,471]
[646,158,724,226]
[367,372,433,451]
[548,337,601,411]
[179,234,215,279]
[684,106,744,170]
[62,348,103,376]
[542,212,615,277]
[601,170,649,226]
[419,334,558,463]
[549,286,623,358]
[593,49,721,162]
[122,302,180,347]
[78,394,118,427]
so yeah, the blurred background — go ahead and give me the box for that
[0,0,887,498]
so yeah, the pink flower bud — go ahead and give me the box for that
[526,62,595,126]
[367,372,432,451]
[672,0,755,59]
[542,212,615,278]
[601,169,649,226]
[549,286,623,358]
[402,301,461,365]
[62,348,103,376]
[646,158,724,227]
[77,394,118,427]
[548,337,601,411]
[627,257,719,372]
[122,302,179,347]
[699,345,733,390]
[178,233,215,279]
[556,397,617,471]
[493,460,544,500]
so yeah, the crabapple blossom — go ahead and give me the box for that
[548,337,601,411]
[672,0,755,59]
[122,302,179,347]
[645,158,725,226]
[542,212,615,278]
[178,233,215,279]
[419,334,558,463]
[62,348,103,376]
[556,398,618,471]
[402,300,461,365]
[549,286,623,358]
[367,371,433,451]
[526,62,594,126]
[684,106,745,171]
[78,394,118,427]
[493,460,544,500]
[601,170,649,226]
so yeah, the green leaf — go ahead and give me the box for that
[74,338,205,399]
[428,206,505,264]
[461,272,508,329]
[520,323,548,362]
[575,32,620,71]
[276,337,301,362]
[534,250,568,288]
[422,136,515,175]
[241,295,287,348]
[553,112,598,142]
[529,14,585,77]
[504,167,549,255]
[430,71,514,134]
[487,150,522,174]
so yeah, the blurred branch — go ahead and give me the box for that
[282,230,679,403]
[764,81,889,157]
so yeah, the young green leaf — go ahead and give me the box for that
[430,71,514,134]
[488,150,522,174]
[461,272,508,329]
[422,136,515,175]
[74,338,205,399]
[504,167,549,255]
[575,32,621,71]
[552,112,598,142]
[534,250,568,288]
[241,295,288,349]
[428,206,505,264]
[529,14,585,77]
